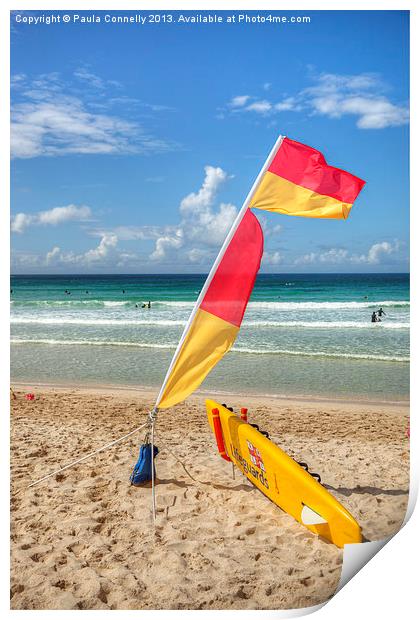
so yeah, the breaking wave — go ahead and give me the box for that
[10,317,409,329]
[11,299,410,310]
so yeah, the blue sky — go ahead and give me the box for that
[11,10,409,274]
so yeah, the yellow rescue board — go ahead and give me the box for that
[206,400,362,548]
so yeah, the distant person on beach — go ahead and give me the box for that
[378,307,386,317]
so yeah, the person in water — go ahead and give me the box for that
[147,301,151,309]
[371,311,378,323]
[378,307,386,317]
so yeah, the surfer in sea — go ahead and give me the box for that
[377,307,386,317]
[371,311,379,323]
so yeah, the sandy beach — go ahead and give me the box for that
[10,384,409,610]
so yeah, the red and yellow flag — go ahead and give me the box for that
[155,136,365,410]
[157,209,263,409]
[251,137,365,219]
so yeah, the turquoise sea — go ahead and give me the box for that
[10,273,409,402]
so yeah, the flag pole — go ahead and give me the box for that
[154,134,285,409]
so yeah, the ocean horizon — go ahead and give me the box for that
[10,272,409,402]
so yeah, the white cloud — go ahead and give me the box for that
[294,252,318,266]
[44,233,118,267]
[294,241,402,266]
[85,165,286,269]
[93,225,167,241]
[245,100,272,114]
[11,213,31,234]
[11,168,279,272]
[150,165,238,263]
[224,72,408,130]
[362,241,397,264]
[319,248,349,264]
[229,95,250,108]
[74,67,106,89]
[263,250,282,266]
[84,233,118,262]
[307,73,409,129]
[11,98,138,158]
[39,205,91,226]
[11,204,91,233]
[180,166,229,215]
[11,250,43,269]
[11,73,173,158]
[150,230,184,261]
[73,67,122,90]
[189,202,238,247]
[45,246,61,265]
[186,247,212,264]
[274,98,298,112]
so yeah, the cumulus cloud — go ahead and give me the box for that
[94,165,239,267]
[149,165,237,263]
[150,230,184,261]
[294,241,402,266]
[87,164,288,270]
[15,167,284,272]
[262,250,282,266]
[224,72,408,129]
[11,73,173,158]
[11,204,92,233]
[45,246,61,265]
[180,166,229,215]
[63,165,247,268]
[84,233,118,262]
[44,233,118,267]
[362,241,398,264]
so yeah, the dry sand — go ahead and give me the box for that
[10,384,409,610]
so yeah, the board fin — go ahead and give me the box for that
[301,504,328,525]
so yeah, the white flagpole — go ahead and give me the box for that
[154,134,285,409]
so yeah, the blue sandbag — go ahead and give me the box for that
[130,443,159,486]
